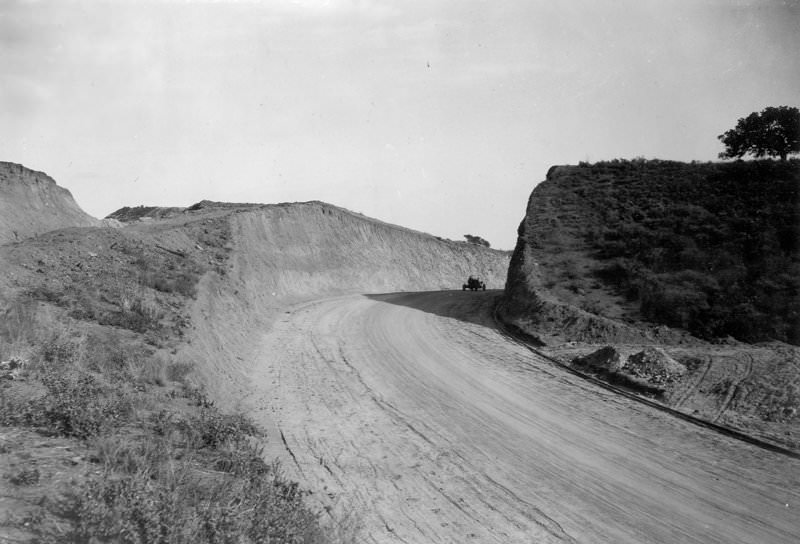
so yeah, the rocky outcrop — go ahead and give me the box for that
[0,162,98,245]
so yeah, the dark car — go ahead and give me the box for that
[462,276,486,291]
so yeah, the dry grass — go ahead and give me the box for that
[0,289,356,543]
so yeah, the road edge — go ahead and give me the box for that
[492,299,800,460]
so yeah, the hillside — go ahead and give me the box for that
[500,158,799,449]
[503,158,800,344]
[0,164,509,541]
[0,162,98,244]
[3,197,510,404]
[129,200,511,399]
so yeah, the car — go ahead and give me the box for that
[462,276,486,291]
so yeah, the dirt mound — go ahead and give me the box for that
[572,346,624,373]
[571,346,687,395]
[626,347,686,385]
[0,162,98,245]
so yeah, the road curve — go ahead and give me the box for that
[245,291,800,544]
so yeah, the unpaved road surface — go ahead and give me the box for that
[245,291,800,543]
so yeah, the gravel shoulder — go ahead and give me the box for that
[244,290,800,544]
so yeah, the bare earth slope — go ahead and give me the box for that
[244,291,800,543]
[0,162,98,245]
[137,201,511,402]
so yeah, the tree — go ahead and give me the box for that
[718,106,800,161]
[464,234,490,247]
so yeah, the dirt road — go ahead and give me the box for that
[245,291,800,543]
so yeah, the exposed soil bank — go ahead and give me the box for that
[175,201,510,405]
[0,162,98,245]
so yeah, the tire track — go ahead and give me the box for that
[672,355,712,409]
[712,353,753,423]
[248,293,800,543]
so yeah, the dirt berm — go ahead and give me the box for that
[149,201,511,404]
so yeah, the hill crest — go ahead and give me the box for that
[0,161,98,244]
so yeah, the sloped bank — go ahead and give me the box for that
[499,163,800,450]
[0,162,99,245]
[178,201,510,405]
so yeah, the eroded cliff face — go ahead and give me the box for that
[0,162,98,245]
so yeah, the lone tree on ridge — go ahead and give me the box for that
[718,106,800,161]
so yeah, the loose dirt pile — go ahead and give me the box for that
[570,346,687,396]
[626,347,686,384]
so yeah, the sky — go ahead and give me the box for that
[1,0,798,249]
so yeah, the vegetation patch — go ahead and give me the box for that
[0,231,352,543]
[534,158,800,344]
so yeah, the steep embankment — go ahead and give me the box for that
[125,201,510,403]
[500,159,800,448]
[502,159,800,344]
[499,165,684,346]
[0,162,98,245]
[229,201,508,298]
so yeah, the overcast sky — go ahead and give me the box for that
[1,0,798,249]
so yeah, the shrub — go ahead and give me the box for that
[141,271,198,298]
[0,297,38,350]
[575,159,800,343]
[99,298,162,333]
[184,408,262,450]
[24,285,64,305]
[463,234,491,247]
[165,359,194,384]
[54,407,337,544]
[8,468,40,486]
[65,462,330,544]
[1,366,133,439]
[122,353,168,386]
